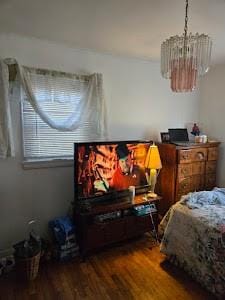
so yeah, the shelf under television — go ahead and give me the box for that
[77,194,161,216]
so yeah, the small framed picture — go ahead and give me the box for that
[161,132,170,143]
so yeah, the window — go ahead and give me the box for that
[21,71,104,162]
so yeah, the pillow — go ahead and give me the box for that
[180,188,225,209]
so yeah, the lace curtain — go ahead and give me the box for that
[0,60,15,158]
[0,58,107,158]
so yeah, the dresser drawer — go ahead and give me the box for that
[192,162,205,175]
[178,150,192,163]
[176,177,191,201]
[208,147,218,161]
[205,173,216,190]
[191,148,207,162]
[191,175,205,191]
[178,148,207,163]
[178,164,192,178]
[178,162,205,179]
[206,161,217,174]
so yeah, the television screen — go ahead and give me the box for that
[74,141,150,201]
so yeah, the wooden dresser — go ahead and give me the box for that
[157,142,220,215]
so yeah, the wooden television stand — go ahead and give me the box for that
[75,194,161,258]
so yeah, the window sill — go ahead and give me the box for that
[22,158,73,170]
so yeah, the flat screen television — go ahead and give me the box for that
[74,140,151,204]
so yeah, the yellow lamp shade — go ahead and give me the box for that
[145,144,162,170]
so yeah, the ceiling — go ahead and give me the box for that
[0,0,225,64]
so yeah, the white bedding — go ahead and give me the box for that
[159,189,225,299]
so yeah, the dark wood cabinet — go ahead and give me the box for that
[157,142,220,215]
[75,195,161,258]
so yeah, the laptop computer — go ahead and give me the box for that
[169,128,189,142]
[168,128,194,146]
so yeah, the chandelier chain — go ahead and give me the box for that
[184,0,189,38]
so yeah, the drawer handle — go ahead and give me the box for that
[196,152,204,160]
[181,153,189,160]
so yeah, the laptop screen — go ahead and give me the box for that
[168,128,189,142]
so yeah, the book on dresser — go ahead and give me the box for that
[156,141,220,215]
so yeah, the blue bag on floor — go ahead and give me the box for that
[49,216,75,245]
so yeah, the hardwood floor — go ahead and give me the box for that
[0,234,215,300]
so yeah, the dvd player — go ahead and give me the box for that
[94,210,122,222]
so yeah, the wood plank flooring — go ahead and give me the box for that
[0,234,216,300]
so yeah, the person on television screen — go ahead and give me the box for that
[94,144,147,192]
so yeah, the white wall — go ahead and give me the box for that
[0,33,199,249]
[199,65,225,186]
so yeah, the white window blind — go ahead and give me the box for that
[21,72,101,161]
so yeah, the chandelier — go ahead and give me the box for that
[161,0,212,92]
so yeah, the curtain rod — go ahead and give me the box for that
[5,60,90,82]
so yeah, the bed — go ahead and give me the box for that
[159,188,225,299]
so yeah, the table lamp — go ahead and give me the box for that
[145,143,162,197]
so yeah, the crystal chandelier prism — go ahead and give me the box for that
[161,0,212,92]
